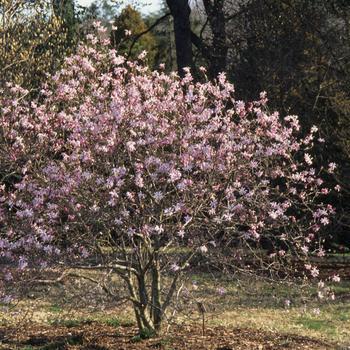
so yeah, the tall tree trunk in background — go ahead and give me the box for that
[203,0,228,79]
[166,0,193,77]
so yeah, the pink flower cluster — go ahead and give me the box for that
[0,28,334,287]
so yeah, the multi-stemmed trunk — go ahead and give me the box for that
[118,246,193,334]
[121,253,165,333]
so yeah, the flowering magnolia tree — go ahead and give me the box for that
[0,23,338,333]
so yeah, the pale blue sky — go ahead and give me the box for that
[77,0,163,15]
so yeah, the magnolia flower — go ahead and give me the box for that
[153,191,164,202]
[153,225,164,234]
[126,141,136,152]
[313,308,321,316]
[311,267,319,278]
[332,275,341,283]
[317,249,325,257]
[169,169,182,182]
[328,162,337,173]
[304,153,313,165]
[170,263,180,272]
[318,281,325,288]
[320,217,329,225]
[217,287,226,296]
[4,272,13,281]
[199,245,208,253]
[18,257,28,270]
[311,125,318,133]
[138,50,147,60]
[301,246,309,255]
[135,174,144,188]
[269,211,279,220]
[177,230,185,238]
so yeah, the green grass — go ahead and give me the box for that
[131,327,156,342]
[337,313,350,322]
[103,316,121,327]
[18,334,84,350]
[49,317,93,328]
[48,304,62,313]
[330,281,350,294]
[296,317,332,331]
[98,315,135,328]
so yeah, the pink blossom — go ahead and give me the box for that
[170,263,180,272]
[126,141,136,152]
[301,246,309,255]
[311,267,319,278]
[321,188,329,195]
[317,249,325,257]
[135,174,144,188]
[199,245,208,253]
[217,287,226,295]
[304,153,313,165]
[320,217,329,226]
[328,162,337,173]
[312,308,321,316]
[177,230,185,238]
[332,275,341,283]
[169,169,182,183]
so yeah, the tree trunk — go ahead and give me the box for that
[151,254,162,331]
[166,0,193,77]
[203,0,228,79]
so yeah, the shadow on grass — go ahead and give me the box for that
[6,333,83,350]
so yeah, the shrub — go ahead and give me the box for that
[0,23,337,333]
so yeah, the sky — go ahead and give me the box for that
[77,0,163,15]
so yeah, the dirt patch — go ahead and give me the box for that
[0,322,337,350]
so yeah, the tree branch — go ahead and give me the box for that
[127,13,171,59]
[161,251,196,314]
[191,31,210,60]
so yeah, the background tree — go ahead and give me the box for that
[0,0,79,92]
[166,0,193,76]
[111,5,157,67]
[145,2,177,71]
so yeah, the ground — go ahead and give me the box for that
[1,256,350,349]
[1,322,338,350]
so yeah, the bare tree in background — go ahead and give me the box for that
[166,0,193,76]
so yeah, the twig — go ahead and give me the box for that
[127,13,171,59]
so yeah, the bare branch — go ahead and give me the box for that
[127,13,171,59]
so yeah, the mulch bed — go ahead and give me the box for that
[0,322,338,350]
